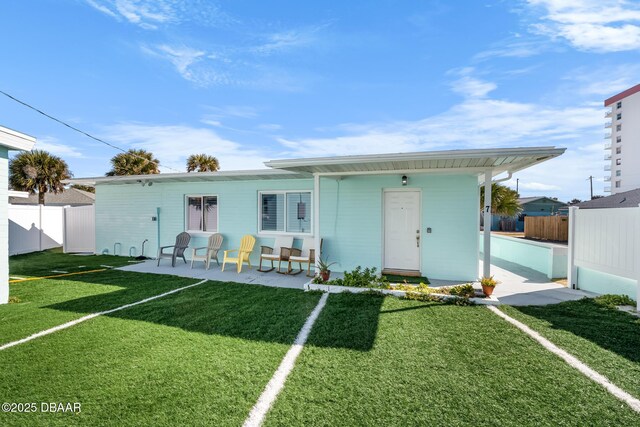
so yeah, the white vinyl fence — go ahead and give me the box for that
[567,206,640,310]
[8,205,95,255]
[63,205,95,253]
[8,205,64,255]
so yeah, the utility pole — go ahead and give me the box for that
[516,178,519,194]
[587,175,593,200]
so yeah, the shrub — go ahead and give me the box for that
[594,294,636,308]
[327,266,390,289]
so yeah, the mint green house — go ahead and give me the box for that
[0,126,36,305]
[72,147,564,282]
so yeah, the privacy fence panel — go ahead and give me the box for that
[524,216,568,242]
[64,205,95,253]
[568,206,640,309]
[8,205,64,255]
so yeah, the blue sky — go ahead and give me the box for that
[1,0,639,201]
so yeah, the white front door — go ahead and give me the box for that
[383,190,421,272]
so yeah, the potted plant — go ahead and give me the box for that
[316,257,336,282]
[479,276,499,297]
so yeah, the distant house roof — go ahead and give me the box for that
[9,188,95,206]
[576,188,640,209]
[518,197,567,207]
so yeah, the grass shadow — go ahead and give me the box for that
[304,292,385,351]
[45,278,322,345]
[510,299,640,363]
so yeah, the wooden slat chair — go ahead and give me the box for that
[157,232,191,267]
[222,235,256,273]
[190,233,224,270]
[258,236,294,273]
[288,238,321,277]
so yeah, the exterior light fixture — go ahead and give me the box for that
[402,175,408,186]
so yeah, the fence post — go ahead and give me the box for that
[637,205,640,312]
[567,206,578,290]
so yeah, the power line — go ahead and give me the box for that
[0,89,180,173]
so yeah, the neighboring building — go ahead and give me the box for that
[576,188,640,209]
[604,83,640,194]
[69,147,565,282]
[491,196,568,232]
[9,187,95,206]
[0,126,36,304]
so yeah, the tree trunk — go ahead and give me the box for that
[38,187,45,205]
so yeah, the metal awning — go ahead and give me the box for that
[265,146,566,177]
[66,169,311,186]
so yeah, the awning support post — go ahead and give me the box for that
[483,169,492,278]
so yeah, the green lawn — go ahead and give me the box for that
[9,248,136,278]
[265,293,639,426]
[2,252,639,425]
[501,298,640,400]
[1,279,321,426]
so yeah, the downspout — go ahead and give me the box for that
[156,207,161,258]
[313,173,321,275]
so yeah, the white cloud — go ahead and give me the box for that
[85,0,230,29]
[474,39,551,60]
[563,63,640,97]
[203,105,259,120]
[450,69,497,98]
[526,0,640,52]
[34,137,84,158]
[276,73,606,200]
[251,25,326,55]
[141,44,231,86]
[86,0,174,29]
[258,123,282,131]
[103,123,268,171]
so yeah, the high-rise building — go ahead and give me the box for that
[604,84,640,194]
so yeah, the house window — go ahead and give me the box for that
[615,180,621,188]
[186,196,218,232]
[259,191,312,234]
[616,124,622,131]
[616,113,622,120]
[616,136,622,143]
[616,158,622,166]
[616,147,622,154]
[616,170,621,177]
[617,101,622,109]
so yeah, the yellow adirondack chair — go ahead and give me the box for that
[222,235,256,273]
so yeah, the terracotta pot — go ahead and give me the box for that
[482,285,495,297]
[320,270,331,282]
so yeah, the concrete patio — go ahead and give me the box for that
[118,256,596,306]
[479,257,595,306]
[118,259,311,289]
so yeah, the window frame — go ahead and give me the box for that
[257,190,313,236]
[185,194,219,234]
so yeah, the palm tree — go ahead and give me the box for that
[9,150,72,205]
[186,154,220,172]
[480,183,521,217]
[106,149,160,176]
